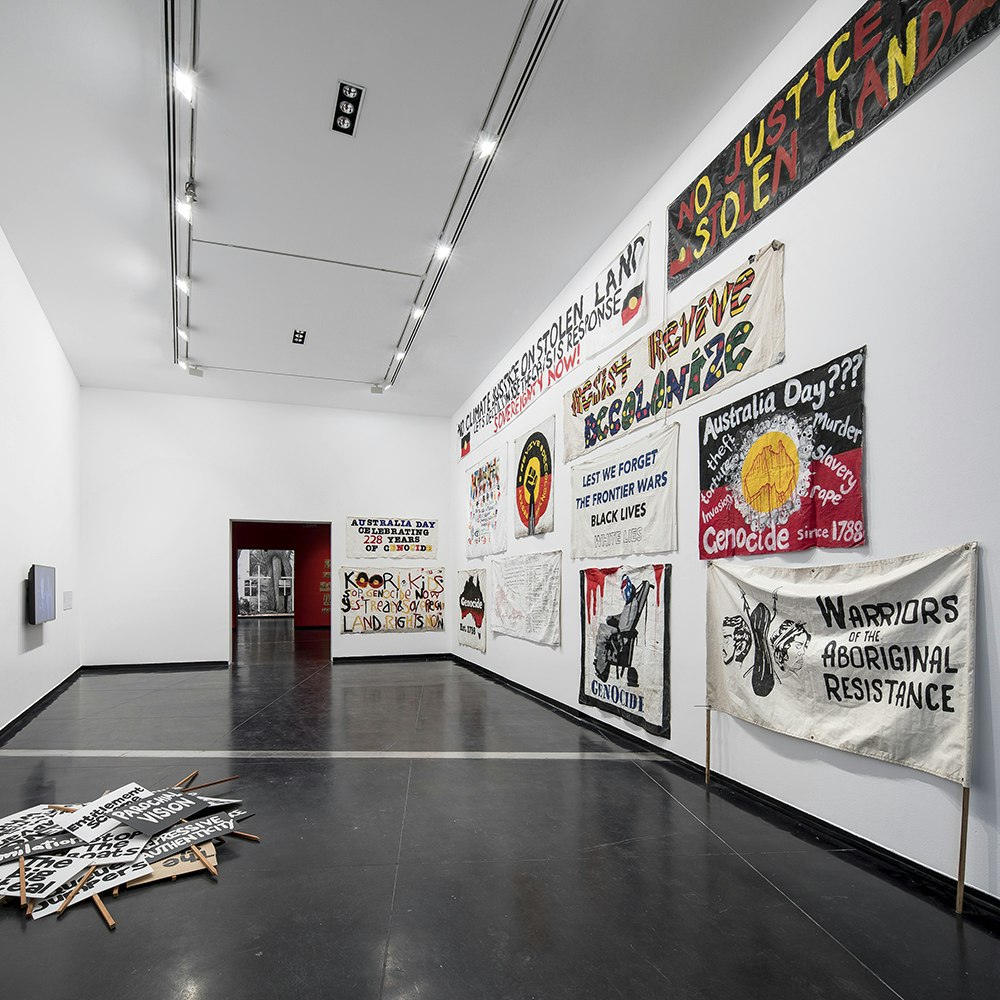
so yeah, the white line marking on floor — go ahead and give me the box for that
[0,749,656,761]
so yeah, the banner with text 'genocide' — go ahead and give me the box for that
[667,0,1000,288]
[564,243,785,463]
[699,348,866,560]
[706,544,977,783]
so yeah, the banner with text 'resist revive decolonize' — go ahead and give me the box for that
[564,243,785,464]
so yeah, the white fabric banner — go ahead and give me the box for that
[579,564,671,737]
[706,543,977,784]
[345,517,439,559]
[513,416,555,538]
[457,568,487,652]
[467,447,508,557]
[570,422,679,559]
[455,224,651,459]
[340,566,445,634]
[564,241,785,463]
[584,222,652,358]
[491,551,561,646]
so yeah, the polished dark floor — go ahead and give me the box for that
[1,620,997,998]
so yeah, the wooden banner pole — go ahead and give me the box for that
[705,708,711,786]
[955,784,971,915]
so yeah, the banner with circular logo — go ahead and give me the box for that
[514,416,555,537]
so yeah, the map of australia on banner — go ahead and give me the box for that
[699,347,865,559]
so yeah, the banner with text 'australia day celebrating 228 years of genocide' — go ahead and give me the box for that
[564,242,785,464]
[706,544,977,784]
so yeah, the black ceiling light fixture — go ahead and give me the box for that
[292,329,307,345]
[332,81,365,136]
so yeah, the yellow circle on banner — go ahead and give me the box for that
[740,431,799,514]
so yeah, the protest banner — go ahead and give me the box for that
[492,551,562,646]
[345,517,439,559]
[340,567,445,633]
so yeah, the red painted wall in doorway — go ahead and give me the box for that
[231,522,331,628]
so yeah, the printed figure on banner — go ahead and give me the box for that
[699,347,866,559]
[580,564,671,738]
[514,417,555,537]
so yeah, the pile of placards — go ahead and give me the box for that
[0,772,257,929]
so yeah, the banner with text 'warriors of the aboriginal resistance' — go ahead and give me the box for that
[456,225,651,459]
[564,242,785,463]
[346,517,439,559]
[340,566,445,634]
[467,448,508,558]
[571,422,679,559]
[491,551,561,646]
[513,416,555,538]
[699,347,866,559]
[706,544,977,784]
[457,568,487,652]
[580,564,671,738]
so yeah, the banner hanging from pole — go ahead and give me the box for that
[706,543,977,784]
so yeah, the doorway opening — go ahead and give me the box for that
[230,520,332,666]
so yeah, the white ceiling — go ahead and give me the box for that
[0,0,816,418]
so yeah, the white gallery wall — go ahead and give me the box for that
[0,225,81,728]
[450,0,1000,897]
[80,390,452,665]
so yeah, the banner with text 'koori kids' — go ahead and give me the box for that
[571,422,679,559]
[706,544,977,784]
[564,242,785,463]
[699,347,866,559]
[340,566,445,634]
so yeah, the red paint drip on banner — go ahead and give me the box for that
[653,564,664,607]
[584,567,620,624]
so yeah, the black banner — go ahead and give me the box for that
[668,0,1000,287]
[699,348,867,559]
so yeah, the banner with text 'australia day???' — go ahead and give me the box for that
[699,348,866,559]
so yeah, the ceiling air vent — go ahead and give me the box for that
[292,329,306,345]
[332,81,365,136]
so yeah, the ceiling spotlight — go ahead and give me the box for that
[476,134,498,159]
[176,277,190,295]
[435,242,451,261]
[332,80,365,136]
[176,199,192,223]
[370,383,385,395]
[395,350,406,361]
[177,327,189,342]
[173,66,196,103]
[411,306,424,319]
[187,364,204,378]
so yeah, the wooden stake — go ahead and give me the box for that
[190,843,219,878]
[183,775,240,792]
[955,784,971,915]
[25,899,35,917]
[92,894,116,930]
[18,855,27,908]
[174,770,199,789]
[226,830,261,843]
[705,707,711,786]
[47,804,77,813]
[57,865,97,917]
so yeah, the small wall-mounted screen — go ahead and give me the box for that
[27,564,56,625]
